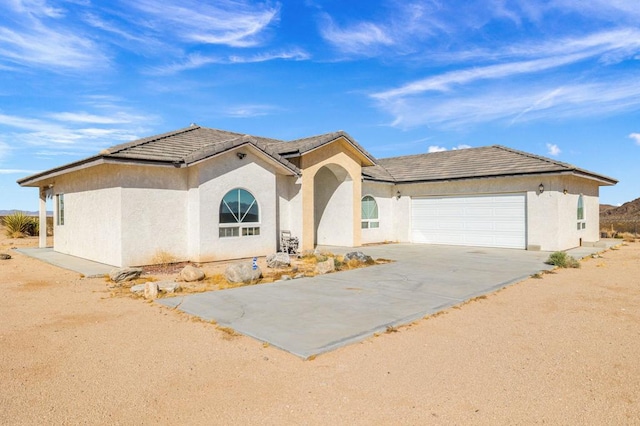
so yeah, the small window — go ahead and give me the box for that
[219,189,259,237]
[577,195,585,230]
[242,227,260,236]
[361,195,379,229]
[577,195,584,221]
[219,227,239,238]
[56,194,64,226]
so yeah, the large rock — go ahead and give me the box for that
[158,281,181,293]
[144,282,159,300]
[225,262,262,284]
[266,252,291,268]
[178,265,205,282]
[343,251,374,264]
[109,267,143,283]
[0,253,11,260]
[315,258,335,275]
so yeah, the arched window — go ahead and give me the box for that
[219,188,260,237]
[361,195,379,229]
[577,194,585,230]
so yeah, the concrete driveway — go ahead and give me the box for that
[159,244,563,358]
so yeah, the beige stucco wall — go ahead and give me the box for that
[361,182,396,244]
[190,150,280,262]
[53,164,190,266]
[45,144,606,266]
[299,138,364,250]
[51,164,125,266]
[276,175,303,249]
[117,165,189,266]
[367,174,602,252]
[49,149,290,266]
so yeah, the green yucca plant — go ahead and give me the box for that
[2,211,39,238]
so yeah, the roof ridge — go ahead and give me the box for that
[492,145,575,171]
[106,125,202,155]
[378,145,488,162]
[286,130,344,144]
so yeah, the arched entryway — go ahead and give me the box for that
[313,164,354,246]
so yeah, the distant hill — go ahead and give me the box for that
[0,210,53,217]
[599,204,616,214]
[601,198,640,220]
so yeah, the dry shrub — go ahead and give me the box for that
[2,212,39,237]
[618,232,637,242]
[546,251,581,268]
[346,258,361,269]
[216,326,240,340]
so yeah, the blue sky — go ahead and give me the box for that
[1,0,639,210]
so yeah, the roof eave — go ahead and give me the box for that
[391,169,618,185]
[300,133,376,167]
[18,155,104,187]
[186,139,300,176]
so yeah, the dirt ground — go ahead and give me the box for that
[1,231,639,425]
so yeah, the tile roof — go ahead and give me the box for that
[104,125,296,171]
[267,130,377,165]
[17,126,616,187]
[365,145,617,184]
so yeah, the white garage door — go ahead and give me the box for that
[411,194,526,249]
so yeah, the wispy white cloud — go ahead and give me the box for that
[319,15,394,55]
[0,168,38,174]
[7,0,66,18]
[0,24,108,71]
[130,0,281,48]
[0,108,152,152]
[47,112,138,124]
[222,104,281,118]
[318,2,444,56]
[0,0,110,72]
[150,48,309,74]
[427,28,640,66]
[428,144,472,153]
[629,133,640,145]
[546,143,561,156]
[0,141,10,162]
[377,75,640,129]
[373,29,640,101]
[371,26,640,129]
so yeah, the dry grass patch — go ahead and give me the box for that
[216,326,241,340]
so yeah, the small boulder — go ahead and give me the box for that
[130,284,146,295]
[0,253,11,260]
[158,281,181,293]
[109,267,143,283]
[178,265,205,282]
[225,262,262,284]
[144,282,159,300]
[343,251,374,264]
[315,258,335,275]
[293,273,305,279]
[280,274,292,281]
[266,252,291,268]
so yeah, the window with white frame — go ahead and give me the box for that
[577,194,585,230]
[219,188,260,237]
[361,195,379,229]
[56,193,64,226]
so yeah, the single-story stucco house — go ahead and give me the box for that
[18,124,617,267]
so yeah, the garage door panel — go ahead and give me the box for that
[411,194,526,249]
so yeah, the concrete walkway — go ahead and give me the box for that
[159,241,620,359]
[14,247,115,278]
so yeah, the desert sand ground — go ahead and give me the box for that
[1,229,639,425]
